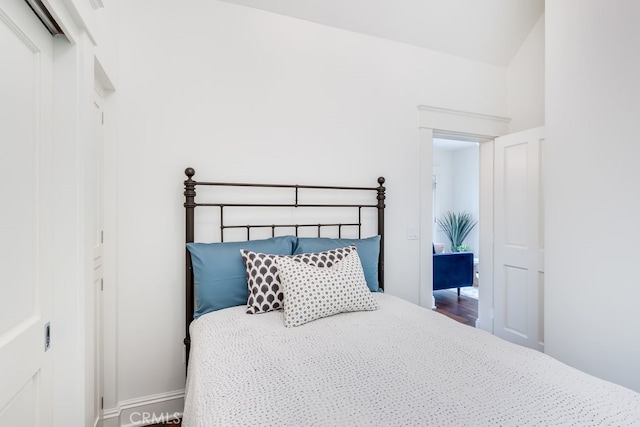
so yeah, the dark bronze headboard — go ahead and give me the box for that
[183,167,386,366]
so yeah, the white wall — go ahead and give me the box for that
[452,146,479,253]
[508,13,544,133]
[546,0,640,392]
[433,143,479,253]
[433,147,454,247]
[114,0,508,413]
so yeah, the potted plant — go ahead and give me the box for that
[436,211,477,252]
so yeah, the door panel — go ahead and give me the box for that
[504,265,527,337]
[0,1,53,425]
[503,143,528,246]
[494,126,545,351]
[0,375,38,426]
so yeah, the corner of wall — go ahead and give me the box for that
[506,12,545,133]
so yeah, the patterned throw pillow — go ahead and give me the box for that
[240,246,354,314]
[275,248,379,327]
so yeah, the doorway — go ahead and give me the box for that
[432,138,480,324]
[418,105,545,352]
[417,104,510,334]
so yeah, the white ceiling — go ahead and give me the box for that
[220,0,544,67]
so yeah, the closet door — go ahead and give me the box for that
[0,1,54,425]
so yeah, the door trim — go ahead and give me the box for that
[94,56,117,419]
[418,105,510,137]
[418,105,510,334]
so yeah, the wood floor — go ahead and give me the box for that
[433,289,478,327]
[148,421,181,427]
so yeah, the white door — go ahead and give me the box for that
[91,91,105,426]
[493,126,545,351]
[0,1,54,425]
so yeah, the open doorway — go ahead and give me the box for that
[432,138,480,326]
[417,104,510,335]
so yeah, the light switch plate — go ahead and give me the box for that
[407,227,419,240]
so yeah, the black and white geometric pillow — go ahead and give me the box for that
[240,246,354,314]
[240,251,283,314]
[275,248,379,327]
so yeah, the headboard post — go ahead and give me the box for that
[184,167,196,368]
[377,177,386,291]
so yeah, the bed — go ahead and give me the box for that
[181,168,640,427]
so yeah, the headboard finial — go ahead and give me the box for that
[377,176,385,185]
[185,167,196,179]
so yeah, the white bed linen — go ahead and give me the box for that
[183,293,640,426]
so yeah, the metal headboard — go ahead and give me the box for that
[183,167,386,366]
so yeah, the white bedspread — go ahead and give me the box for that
[183,293,640,426]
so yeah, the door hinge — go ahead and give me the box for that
[101,112,104,125]
[101,396,104,410]
[101,278,104,291]
[101,230,104,244]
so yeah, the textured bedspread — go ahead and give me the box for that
[182,293,640,426]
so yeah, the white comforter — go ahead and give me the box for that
[183,293,640,426]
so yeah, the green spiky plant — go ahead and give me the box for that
[436,211,478,252]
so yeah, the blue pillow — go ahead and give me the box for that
[293,235,381,292]
[187,235,297,318]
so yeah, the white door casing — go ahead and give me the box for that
[92,89,105,427]
[493,126,545,351]
[0,0,54,425]
[418,105,509,329]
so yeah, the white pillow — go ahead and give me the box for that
[275,248,378,327]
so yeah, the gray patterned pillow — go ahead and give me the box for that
[275,248,379,327]
[240,246,354,314]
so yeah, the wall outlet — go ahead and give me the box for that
[407,227,419,240]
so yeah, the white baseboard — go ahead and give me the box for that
[476,316,491,333]
[103,389,184,427]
